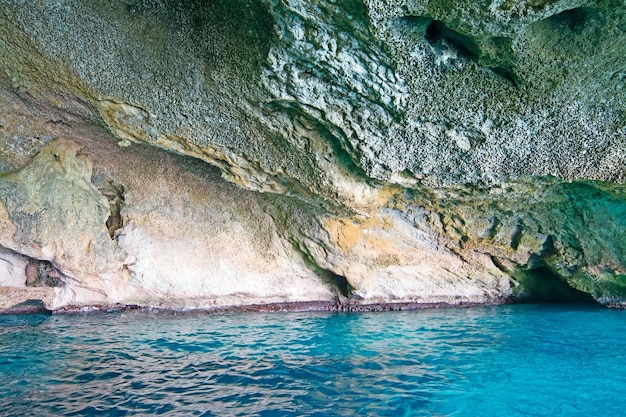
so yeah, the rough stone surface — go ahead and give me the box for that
[0,0,624,309]
[0,107,337,309]
[0,247,28,287]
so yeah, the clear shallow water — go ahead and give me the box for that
[1,304,625,417]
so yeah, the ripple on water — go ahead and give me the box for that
[1,305,625,416]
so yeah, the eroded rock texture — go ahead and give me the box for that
[0,0,624,310]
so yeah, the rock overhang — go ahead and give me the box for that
[0,0,624,309]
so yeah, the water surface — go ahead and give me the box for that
[1,304,624,416]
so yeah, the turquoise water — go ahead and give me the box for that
[1,304,625,416]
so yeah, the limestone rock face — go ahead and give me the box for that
[0,0,624,309]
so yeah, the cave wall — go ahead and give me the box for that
[0,0,624,309]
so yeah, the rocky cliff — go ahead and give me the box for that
[0,0,624,311]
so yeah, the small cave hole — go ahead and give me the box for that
[425,20,480,61]
[512,266,598,304]
[424,22,520,85]
[103,181,126,239]
[539,235,557,258]
[510,224,523,250]
[25,260,66,288]
[324,271,353,298]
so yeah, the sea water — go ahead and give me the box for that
[1,304,625,416]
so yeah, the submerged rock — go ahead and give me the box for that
[0,0,624,310]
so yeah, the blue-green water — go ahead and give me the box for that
[1,304,625,416]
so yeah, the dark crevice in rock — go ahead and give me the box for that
[487,216,501,239]
[100,180,125,239]
[490,255,512,274]
[480,36,520,85]
[25,259,66,288]
[547,7,598,34]
[423,20,519,85]
[490,66,519,86]
[425,20,480,61]
[510,224,523,250]
[512,265,598,304]
[312,260,354,299]
[538,234,557,258]
[287,236,353,299]
[322,270,352,298]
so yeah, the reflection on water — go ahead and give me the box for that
[0,305,625,416]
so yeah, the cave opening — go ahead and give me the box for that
[25,259,66,288]
[324,271,352,298]
[425,20,480,61]
[512,266,598,304]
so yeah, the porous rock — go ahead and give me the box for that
[0,0,624,309]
